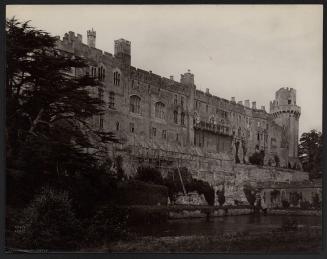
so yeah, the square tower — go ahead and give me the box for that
[114,39,131,66]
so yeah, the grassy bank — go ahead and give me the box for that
[103,229,321,253]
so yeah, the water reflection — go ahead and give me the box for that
[130,215,321,237]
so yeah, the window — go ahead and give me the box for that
[113,71,120,86]
[130,122,135,133]
[109,91,115,109]
[155,102,165,119]
[162,130,167,140]
[99,114,104,129]
[152,127,157,137]
[174,94,178,105]
[206,105,208,112]
[257,132,260,141]
[173,110,178,124]
[181,96,184,107]
[116,121,120,131]
[98,88,104,101]
[181,112,185,125]
[288,99,291,104]
[98,67,105,81]
[130,95,141,114]
[176,133,179,142]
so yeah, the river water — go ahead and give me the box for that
[130,215,321,237]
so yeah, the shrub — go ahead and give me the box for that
[249,151,264,166]
[85,204,128,244]
[282,200,290,209]
[243,185,256,206]
[216,188,225,206]
[193,179,215,206]
[270,189,280,203]
[18,187,82,250]
[117,180,168,206]
[290,192,301,207]
[300,200,311,209]
[312,193,321,209]
[134,166,164,185]
[274,155,280,167]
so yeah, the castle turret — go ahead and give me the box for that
[87,28,96,48]
[270,87,301,161]
[180,69,194,86]
[114,38,131,66]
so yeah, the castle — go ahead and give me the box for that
[55,30,302,174]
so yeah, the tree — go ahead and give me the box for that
[6,18,117,181]
[298,130,322,179]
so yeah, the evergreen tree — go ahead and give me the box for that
[298,130,322,179]
[6,18,117,181]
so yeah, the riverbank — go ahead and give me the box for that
[105,228,321,252]
[167,205,321,219]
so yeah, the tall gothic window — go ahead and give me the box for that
[113,71,120,86]
[99,114,104,130]
[181,112,185,125]
[98,88,104,101]
[155,102,165,119]
[109,91,115,109]
[173,110,178,124]
[130,95,141,114]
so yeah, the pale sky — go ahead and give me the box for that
[6,5,323,136]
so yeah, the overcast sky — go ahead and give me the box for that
[7,5,323,135]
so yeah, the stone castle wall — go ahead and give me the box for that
[56,30,302,173]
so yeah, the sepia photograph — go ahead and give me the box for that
[5,4,323,253]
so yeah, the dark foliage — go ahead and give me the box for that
[274,155,280,167]
[216,188,226,206]
[117,180,168,206]
[134,166,164,185]
[311,193,321,209]
[85,205,128,244]
[270,189,280,203]
[289,192,301,207]
[282,200,290,209]
[164,167,215,205]
[249,151,265,166]
[298,130,322,179]
[243,185,256,206]
[6,18,117,182]
[300,200,311,209]
[13,188,82,250]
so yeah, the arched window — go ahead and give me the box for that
[155,102,165,119]
[109,91,115,109]
[173,110,178,124]
[130,95,141,114]
[116,121,120,131]
[181,112,185,125]
[113,71,120,86]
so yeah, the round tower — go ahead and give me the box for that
[270,87,301,161]
[87,28,96,48]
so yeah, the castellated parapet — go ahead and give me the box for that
[55,30,302,171]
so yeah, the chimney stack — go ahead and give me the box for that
[252,101,256,109]
[244,100,250,108]
[238,101,243,105]
[261,105,265,111]
[170,75,174,80]
[206,88,210,94]
[231,97,236,103]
